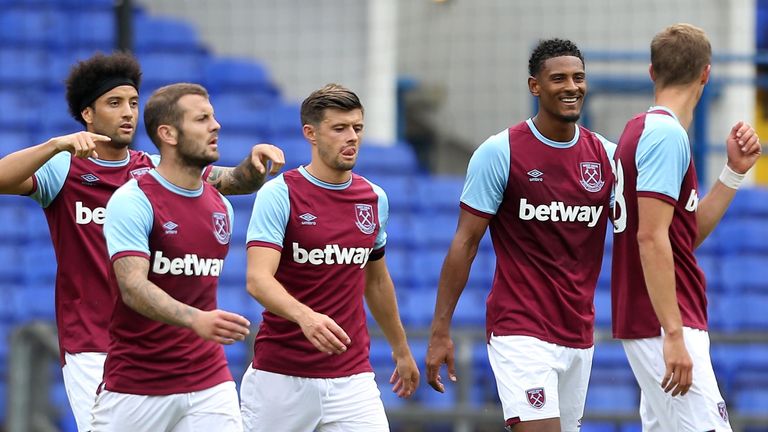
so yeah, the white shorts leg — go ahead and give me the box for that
[62,352,106,432]
[622,327,732,432]
[173,381,242,432]
[240,367,322,432]
[487,335,592,431]
[317,372,388,432]
[90,390,185,432]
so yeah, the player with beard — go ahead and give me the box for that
[0,53,283,431]
[425,39,615,432]
[239,84,419,431]
[94,83,249,431]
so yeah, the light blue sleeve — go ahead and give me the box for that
[369,182,389,250]
[246,175,289,247]
[459,130,510,215]
[149,153,161,167]
[635,115,690,201]
[29,151,71,208]
[221,194,235,230]
[104,179,154,258]
[595,133,617,207]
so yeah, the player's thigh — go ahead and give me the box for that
[557,346,594,432]
[173,381,242,432]
[62,352,107,432]
[672,329,732,432]
[240,366,321,432]
[90,390,184,432]
[318,372,389,432]
[487,335,562,424]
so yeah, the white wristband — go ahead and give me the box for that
[719,165,746,190]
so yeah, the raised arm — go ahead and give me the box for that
[364,257,419,398]
[425,209,489,392]
[0,132,108,195]
[205,144,285,195]
[695,121,760,246]
[112,255,250,344]
[246,246,350,354]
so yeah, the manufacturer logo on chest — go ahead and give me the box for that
[354,204,376,235]
[579,162,605,192]
[299,212,317,225]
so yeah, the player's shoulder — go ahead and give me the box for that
[473,128,510,156]
[580,127,617,159]
[355,173,387,199]
[645,109,686,136]
[256,172,289,199]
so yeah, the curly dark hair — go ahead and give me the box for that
[65,52,142,127]
[528,38,584,77]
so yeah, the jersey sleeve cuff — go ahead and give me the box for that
[246,240,283,252]
[110,251,151,262]
[460,202,494,219]
[637,191,677,206]
[24,175,39,197]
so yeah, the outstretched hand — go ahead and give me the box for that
[52,131,110,159]
[250,144,285,176]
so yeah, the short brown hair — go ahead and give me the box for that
[300,83,363,126]
[144,83,209,148]
[651,23,711,88]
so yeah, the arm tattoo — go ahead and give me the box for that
[206,156,266,195]
[113,257,197,328]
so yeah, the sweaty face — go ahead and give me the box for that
[174,94,221,169]
[312,108,364,173]
[530,56,586,123]
[86,85,139,149]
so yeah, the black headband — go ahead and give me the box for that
[78,77,138,113]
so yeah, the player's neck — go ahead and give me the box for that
[531,115,577,142]
[654,84,702,130]
[93,142,129,161]
[155,160,204,190]
[304,163,351,185]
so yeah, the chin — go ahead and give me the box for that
[559,113,582,123]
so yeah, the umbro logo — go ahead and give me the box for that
[163,221,178,234]
[81,173,100,184]
[527,169,544,182]
[299,213,317,226]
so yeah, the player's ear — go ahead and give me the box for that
[700,64,711,85]
[528,76,539,97]
[302,124,316,144]
[81,106,94,125]
[157,125,178,146]
[648,64,656,82]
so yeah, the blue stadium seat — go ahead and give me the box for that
[414,175,464,214]
[618,422,642,432]
[695,253,721,292]
[579,422,616,432]
[0,49,48,89]
[0,245,23,283]
[596,252,611,292]
[211,93,271,136]
[204,58,279,102]
[384,247,410,290]
[727,186,768,217]
[384,214,414,250]
[717,219,768,255]
[0,8,65,48]
[466,249,494,291]
[21,244,57,285]
[355,143,420,176]
[0,205,28,242]
[410,249,444,289]
[0,130,30,154]
[452,289,486,326]
[134,14,201,54]
[16,285,55,320]
[371,175,415,214]
[396,289,435,327]
[592,343,630,369]
[215,132,266,167]
[734,388,768,415]
[138,52,206,92]
[219,245,247,286]
[412,215,458,249]
[37,91,83,137]
[0,88,43,130]
[720,255,768,293]
[65,9,115,52]
[264,104,303,140]
[586,382,638,412]
[593,289,612,328]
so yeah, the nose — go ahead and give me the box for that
[211,116,221,132]
[121,101,135,118]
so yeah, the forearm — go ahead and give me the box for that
[365,271,410,356]
[206,158,266,195]
[638,234,683,335]
[247,273,313,324]
[0,139,59,193]
[695,180,736,247]
[114,258,199,328]
[430,239,478,335]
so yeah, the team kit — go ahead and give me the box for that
[0,22,760,432]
